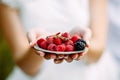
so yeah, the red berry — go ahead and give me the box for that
[47,44,56,51]
[39,41,47,49]
[53,38,62,45]
[71,35,79,43]
[56,44,66,51]
[37,38,45,45]
[65,40,74,45]
[46,36,54,44]
[61,32,69,38]
[65,45,74,51]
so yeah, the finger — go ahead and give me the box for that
[49,53,57,59]
[83,28,92,47]
[44,53,51,60]
[69,27,86,36]
[84,47,89,55]
[27,31,37,47]
[64,54,69,59]
[36,51,45,57]
[69,27,81,36]
[27,28,50,47]
[69,27,92,47]
[76,52,84,61]
[83,28,92,41]
[70,53,78,60]
[85,40,90,48]
[54,59,64,64]
[57,54,64,59]
[65,55,73,63]
[76,49,88,61]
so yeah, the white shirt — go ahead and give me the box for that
[1,0,90,80]
[108,0,120,61]
[1,0,90,33]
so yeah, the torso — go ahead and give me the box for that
[18,0,90,33]
[3,0,90,80]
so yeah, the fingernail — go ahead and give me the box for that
[44,54,51,60]
[65,57,73,63]
[79,52,84,56]
[64,54,68,59]
[54,59,63,64]
[86,41,90,47]
[30,42,33,46]
[50,54,56,59]
[71,54,78,59]
[77,57,81,61]
[58,54,64,59]
[39,52,45,57]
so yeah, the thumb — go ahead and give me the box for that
[27,31,37,47]
[83,28,92,47]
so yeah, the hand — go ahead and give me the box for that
[68,27,92,61]
[27,28,65,64]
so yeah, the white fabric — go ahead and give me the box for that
[7,51,118,80]
[1,0,90,33]
[107,1,120,79]
[0,0,20,8]
[109,0,120,26]
[107,0,120,60]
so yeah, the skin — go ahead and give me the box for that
[0,0,108,76]
[0,4,43,76]
[86,0,108,64]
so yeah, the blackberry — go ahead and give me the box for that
[74,39,86,51]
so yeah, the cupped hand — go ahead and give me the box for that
[54,27,91,63]
[68,27,92,61]
[27,28,49,56]
[27,28,66,64]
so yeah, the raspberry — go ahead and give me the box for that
[46,36,54,44]
[56,44,66,51]
[65,40,74,45]
[71,35,79,43]
[65,45,74,51]
[37,32,86,52]
[53,38,62,45]
[37,38,45,45]
[74,39,86,51]
[39,41,48,49]
[61,32,69,38]
[47,44,56,51]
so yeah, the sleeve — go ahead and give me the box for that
[0,0,20,9]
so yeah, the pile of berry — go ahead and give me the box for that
[37,32,86,52]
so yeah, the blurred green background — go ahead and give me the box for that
[0,32,15,80]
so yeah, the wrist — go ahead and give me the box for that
[84,39,105,64]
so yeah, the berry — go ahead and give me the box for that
[74,39,86,51]
[56,44,66,51]
[53,38,62,45]
[37,32,87,52]
[65,40,74,45]
[61,32,69,38]
[39,41,48,49]
[65,45,74,51]
[71,35,79,43]
[47,44,56,51]
[46,36,54,44]
[37,38,45,45]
